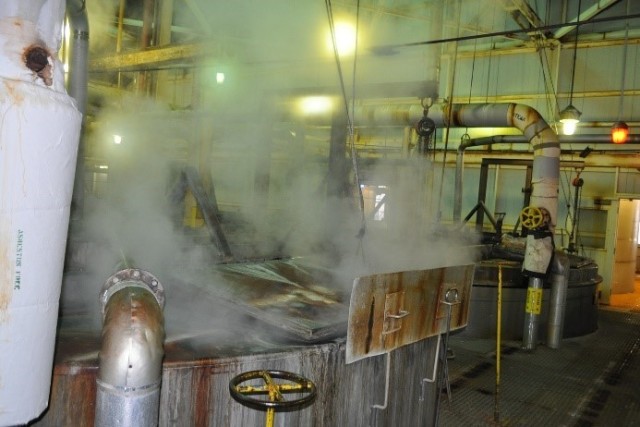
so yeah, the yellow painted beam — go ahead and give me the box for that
[89,43,216,72]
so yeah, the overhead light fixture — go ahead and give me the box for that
[326,21,357,57]
[298,96,333,115]
[216,72,225,84]
[559,104,581,136]
[560,0,582,136]
[112,134,122,145]
[611,121,629,144]
[612,1,631,144]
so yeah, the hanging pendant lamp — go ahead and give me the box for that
[560,0,582,135]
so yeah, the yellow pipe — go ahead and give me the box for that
[266,405,275,427]
[494,264,503,423]
[264,371,279,427]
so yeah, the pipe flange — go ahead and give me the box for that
[100,268,165,315]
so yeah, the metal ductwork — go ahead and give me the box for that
[0,1,82,424]
[547,251,570,349]
[66,0,89,114]
[66,0,89,219]
[429,103,560,350]
[95,269,165,427]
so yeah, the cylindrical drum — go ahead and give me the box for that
[0,1,82,424]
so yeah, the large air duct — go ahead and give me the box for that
[547,251,570,349]
[421,105,560,222]
[433,104,560,350]
[0,1,82,424]
[95,269,166,427]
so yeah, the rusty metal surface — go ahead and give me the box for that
[346,264,475,363]
[182,258,349,342]
[36,333,441,427]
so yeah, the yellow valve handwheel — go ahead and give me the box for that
[520,206,544,229]
[229,369,316,410]
[230,370,317,427]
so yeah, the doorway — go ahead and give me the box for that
[608,198,640,310]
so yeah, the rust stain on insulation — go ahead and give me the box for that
[3,80,24,105]
[23,45,53,86]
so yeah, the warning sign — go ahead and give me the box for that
[525,287,543,314]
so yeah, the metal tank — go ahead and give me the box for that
[461,252,601,341]
[40,333,439,426]
[34,261,475,426]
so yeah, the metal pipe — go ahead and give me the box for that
[454,148,464,222]
[66,0,88,114]
[522,276,544,351]
[547,251,570,349]
[433,103,560,230]
[116,0,126,54]
[460,134,640,144]
[494,264,504,423]
[95,269,165,427]
[66,0,89,220]
[428,103,560,350]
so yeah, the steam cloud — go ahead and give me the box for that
[65,0,480,342]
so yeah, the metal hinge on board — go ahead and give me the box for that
[382,291,409,335]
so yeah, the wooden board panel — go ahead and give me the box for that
[346,264,475,363]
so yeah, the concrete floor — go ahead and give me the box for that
[438,300,640,426]
[608,275,640,313]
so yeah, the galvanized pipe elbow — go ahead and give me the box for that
[95,269,165,427]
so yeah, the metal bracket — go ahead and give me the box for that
[370,352,392,426]
[439,288,461,405]
[436,286,461,319]
[382,291,409,335]
[419,334,441,401]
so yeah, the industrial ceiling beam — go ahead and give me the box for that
[89,42,215,71]
[452,31,640,58]
[331,0,433,21]
[500,0,547,40]
[553,0,621,40]
[450,88,640,104]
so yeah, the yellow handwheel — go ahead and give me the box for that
[520,206,544,229]
[229,370,317,427]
